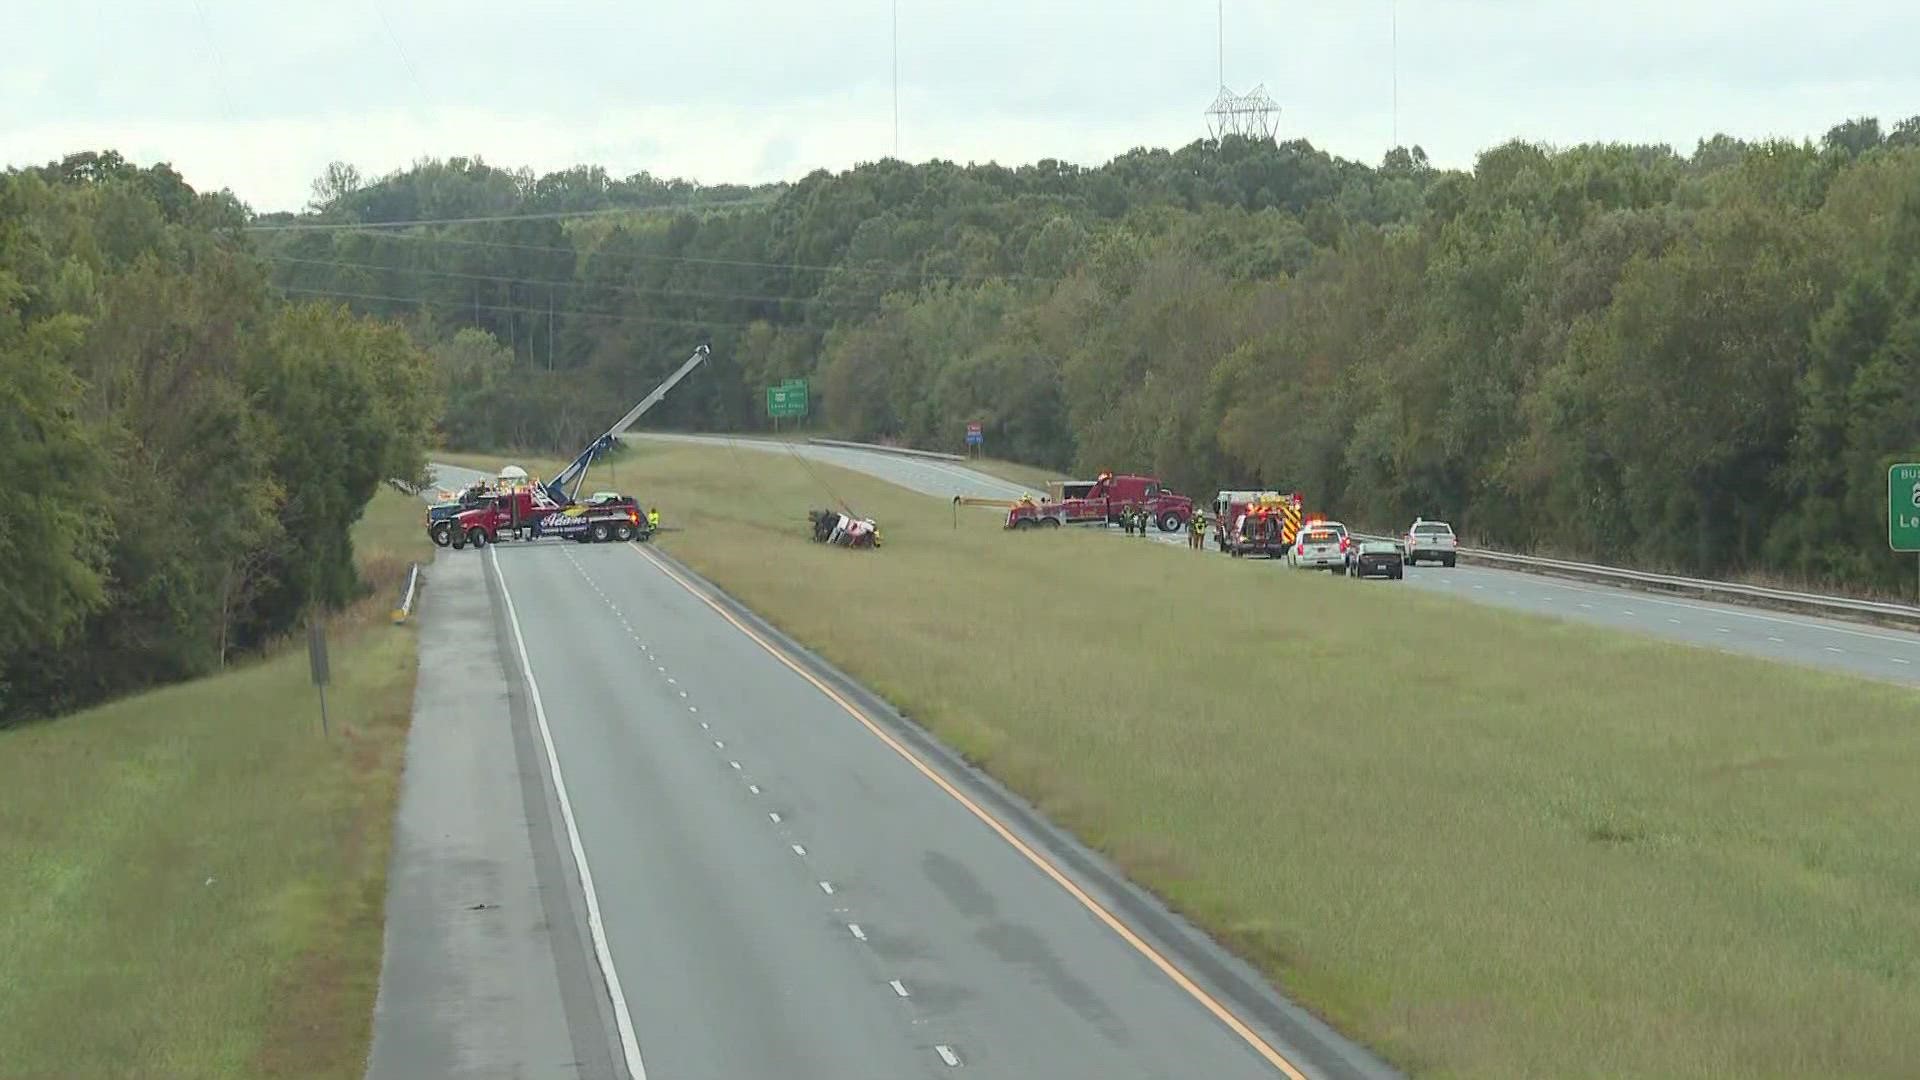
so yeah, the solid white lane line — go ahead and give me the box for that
[889,979,909,997]
[935,1045,961,1067]
[848,923,867,941]
[819,880,835,895]
[488,550,648,1079]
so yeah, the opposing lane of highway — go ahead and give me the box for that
[486,537,1388,1079]
[635,435,1920,685]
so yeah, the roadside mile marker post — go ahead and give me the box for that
[307,619,330,736]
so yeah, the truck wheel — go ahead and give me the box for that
[429,521,453,547]
[450,531,466,550]
[614,523,634,541]
[1157,511,1182,533]
[590,522,611,543]
[1443,554,1456,567]
[466,527,489,549]
[1042,517,1062,528]
[1014,518,1035,530]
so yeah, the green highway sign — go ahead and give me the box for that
[767,380,809,419]
[1891,463,1920,551]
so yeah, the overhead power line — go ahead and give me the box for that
[277,284,770,333]
[254,225,1061,284]
[262,254,870,309]
[243,196,776,233]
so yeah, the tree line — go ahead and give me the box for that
[1,153,435,723]
[265,119,1920,591]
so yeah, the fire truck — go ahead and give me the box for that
[1004,472,1194,533]
[1212,491,1305,556]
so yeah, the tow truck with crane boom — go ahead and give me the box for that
[435,345,710,550]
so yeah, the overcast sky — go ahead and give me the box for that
[6,1,1918,212]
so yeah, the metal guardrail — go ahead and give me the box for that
[1351,530,1920,626]
[806,437,968,463]
[391,563,422,625]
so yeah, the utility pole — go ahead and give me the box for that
[1391,0,1399,150]
[1218,0,1224,88]
[547,289,554,371]
[892,0,900,158]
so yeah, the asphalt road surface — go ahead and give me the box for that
[637,435,1920,686]
[471,532,1390,1080]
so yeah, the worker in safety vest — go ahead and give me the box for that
[1189,509,1207,550]
[1121,504,1136,535]
[647,506,661,532]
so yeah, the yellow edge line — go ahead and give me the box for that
[631,545,1310,1080]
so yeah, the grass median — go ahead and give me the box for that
[464,440,1919,1079]
[0,486,429,1078]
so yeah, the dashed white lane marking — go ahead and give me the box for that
[679,691,689,698]
[818,881,835,895]
[749,785,761,795]
[730,761,742,770]
[713,740,724,749]
[1622,610,1636,617]
[656,665,665,672]
[1767,636,1786,644]
[1825,646,1845,653]
[700,722,709,729]
[667,677,677,685]
[888,979,909,997]
[935,1045,961,1067]
[688,705,698,713]
[1578,602,1595,610]
[769,811,782,823]
[847,923,867,942]
[1893,658,1912,665]
[1668,618,1682,624]
[790,843,806,856]
[1715,627,1731,633]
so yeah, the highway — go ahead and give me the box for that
[471,530,1388,1079]
[638,434,1920,686]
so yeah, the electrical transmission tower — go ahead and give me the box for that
[1205,85,1279,141]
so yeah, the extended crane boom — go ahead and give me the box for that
[545,345,711,503]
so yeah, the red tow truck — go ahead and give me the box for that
[1004,472,1194,533]
[447,487,646,549]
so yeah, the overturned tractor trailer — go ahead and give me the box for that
[434,345,709,550]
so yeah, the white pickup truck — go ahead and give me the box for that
[1403,519,1458,567]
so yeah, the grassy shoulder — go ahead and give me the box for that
[0,486,430,1079]
[604,441,1920,1079]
